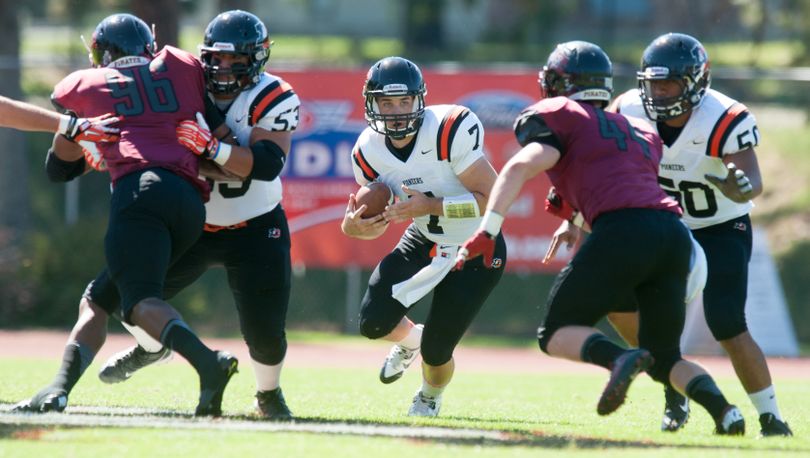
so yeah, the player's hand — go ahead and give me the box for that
[543,220,582,264]
[704,162,753,203]
[60,112,120,143]
[454,230,496,270]
[382,185,429,224]
[341,193,388,239]
[79,141,107,171]
[544,186,575,220]
[177,112,221,159]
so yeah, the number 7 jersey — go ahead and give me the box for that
[617,88,757,229]
[351,104,486,245]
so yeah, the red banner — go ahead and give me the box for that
[280,68,570,272]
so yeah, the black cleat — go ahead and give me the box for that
[715,405,745,435]
[99,345,172,384]
[256,387,293,420]
[13,387,68,413]
[597,349,654,416]
[759,413,793,437]
[661,384,690,432]
[195,351,239,417]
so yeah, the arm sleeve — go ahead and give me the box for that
[45,149,86,182]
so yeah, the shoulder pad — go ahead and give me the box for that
[513,110,554,147]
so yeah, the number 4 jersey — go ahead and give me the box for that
[351,104,485,245]
[617,88,757,229]
[51,46,209,198]
[204,72,300,226]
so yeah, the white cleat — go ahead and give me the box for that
[408,390,442,417]
[379,339,421,384]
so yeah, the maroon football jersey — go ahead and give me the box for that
[52,46,208,199]
[520,97,680,226]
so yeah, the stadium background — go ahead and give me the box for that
[0,0,808,353]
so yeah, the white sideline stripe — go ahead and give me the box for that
[0,404,507,441]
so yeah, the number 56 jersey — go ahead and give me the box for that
[617,88,757,229]
[351,104,485,245]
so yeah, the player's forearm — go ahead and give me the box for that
[0,96,62,133]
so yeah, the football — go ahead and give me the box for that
[355,181,393,218]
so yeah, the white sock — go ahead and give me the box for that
[252,358,284,392]
[398,324,423,350]
[749,385,782,420]
[421,379,445,398]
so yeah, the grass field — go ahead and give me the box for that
[1,336,807,457]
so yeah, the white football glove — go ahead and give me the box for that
[704,162,753,203]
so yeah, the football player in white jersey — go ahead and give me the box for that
[15,10,298,419]
[607,33,791,437]
[341,57,507,417]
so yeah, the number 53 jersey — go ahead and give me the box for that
[617,88,757,229]
[351,104,486,245]
[51,46,208,197]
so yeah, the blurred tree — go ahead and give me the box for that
[403,0,445,57]
[132,0,179,47]
[0,0,30,318]
[219,0,252,11]
[779,0,810,65]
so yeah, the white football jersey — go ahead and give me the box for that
[205,72,300,226]
[618,88,757,229]
[352,104,486,245]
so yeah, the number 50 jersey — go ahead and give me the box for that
[351,104,486,245]
[204,72,300,226]
[617,88,758,229]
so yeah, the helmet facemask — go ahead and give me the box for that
[364,88,426,140]
[638,65,709,121]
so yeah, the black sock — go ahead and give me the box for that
[50,341,94,394]
[685,374,729,419]
[581,334,625,370]
[160,319,217,379]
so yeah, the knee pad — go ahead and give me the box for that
[358,314,398,340]
[647,351,681,384]
[704,304,747,341]
[421,341,453,367]
[248,334,287,366]
[536,325,559,355]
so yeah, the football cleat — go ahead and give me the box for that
[715,405,745,435]
[379,327,422,384]
[99,345,172,384]
[12,388,68,413]
[255,387,293,421]
[195,351,239,417]
[597,349,654,416]
[408,390,442,417]
[759,413,793,437]
[661,384,690,432]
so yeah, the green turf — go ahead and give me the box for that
[1,347,807,457]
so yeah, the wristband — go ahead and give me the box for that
[57,114,75,137]
[211,142,232,166]
[480,211,504,235]
[442,193,480,218]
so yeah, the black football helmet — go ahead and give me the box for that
[89,14,156,67]
[539,41,613,107]
[363,56,427,139]
[200,10,271,96]
[637,33,711,121]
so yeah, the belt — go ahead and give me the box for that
[203,221,248,232]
